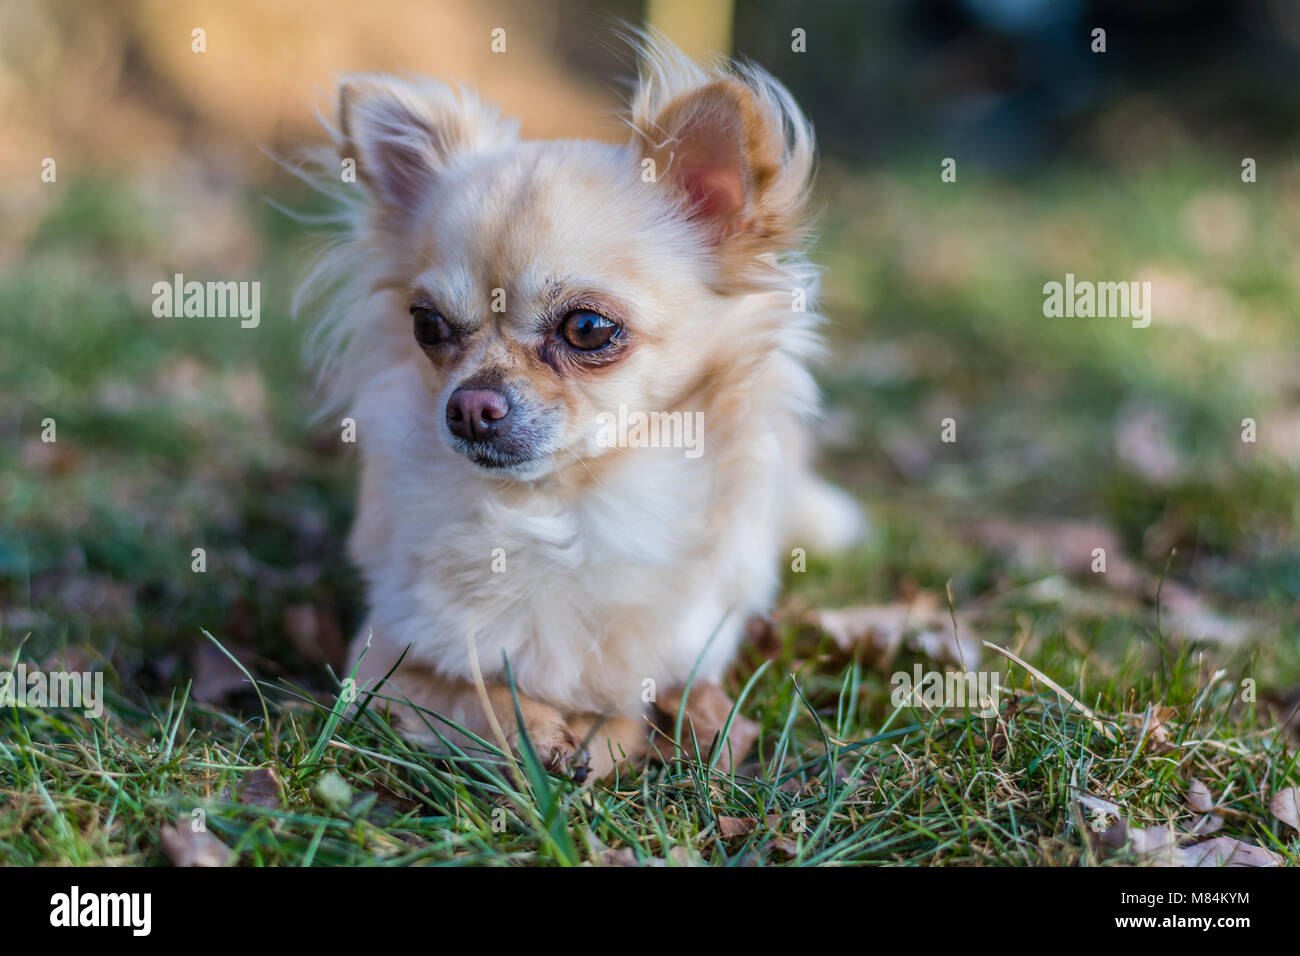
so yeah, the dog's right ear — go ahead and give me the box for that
[337,75,517,219]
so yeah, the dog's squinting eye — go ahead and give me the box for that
[560,310,619,351]
[410,306,450,347]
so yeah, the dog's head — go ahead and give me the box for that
[334,39,815,481]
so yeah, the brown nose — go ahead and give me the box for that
[446,387,510,442]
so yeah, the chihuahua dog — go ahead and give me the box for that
[300,35,861,777]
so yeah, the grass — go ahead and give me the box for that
[1,156,1298,865]
[3,630,1294,865]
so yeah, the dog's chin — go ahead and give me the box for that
[449,439,551,481]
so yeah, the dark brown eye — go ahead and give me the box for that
[560,310,618,351]
[411,306,450,347]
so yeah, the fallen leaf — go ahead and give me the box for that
[1115,404,1183,483]
[778,777,807,796]
[159,824,231,867]
[812,591,980,670]
[1186,778,1214,813]
[652,682,759,772]
[667,845,700,866]
[744,614,780,658]
[814,604,909,666]
[20,437,82,476]
[1079,794,1182,864]
[1269,787,1300,832]
[284,604,347,671]
[1133,705,1180,753]
[599,847,639,866]
[1184,813,1224,838]
[910,628,981,668]
[1014,575,1140,617]
[765,836,800,860]
[585,833,689,868]
[1078,794,1279,867]
[1181,780,1223,837]
[1157,583,1254,647]
[717,816,757,838]
[1180,837,1283,868]
[1261,686,1300,742]
[236,767,283,809]
[190,641,250,704]
[968,519,1142,591]
[584,831,638,866]
[987,694,1019,757]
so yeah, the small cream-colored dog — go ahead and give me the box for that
[302,36,861,776]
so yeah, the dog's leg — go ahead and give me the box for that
[775,414,867,553]
[348,629,581,773]
[788,474,867,553]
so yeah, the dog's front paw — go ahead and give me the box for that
[512,713,587,779]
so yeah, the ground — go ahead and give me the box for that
[1,159,1298,865]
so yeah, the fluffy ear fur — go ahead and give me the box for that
[630,38,815,267]
[337,74,518,222]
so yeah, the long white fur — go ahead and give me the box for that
[298,34,862,725]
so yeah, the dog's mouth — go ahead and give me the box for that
[441,393,556,476]
[451,437,540,472]
[468,449,533,469]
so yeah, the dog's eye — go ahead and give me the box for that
[560,310,618,351]
[411,306,450,347]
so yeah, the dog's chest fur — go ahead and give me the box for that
[350,363,785,717]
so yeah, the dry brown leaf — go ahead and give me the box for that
[1078,794,1279,867]
[1185,778,1214,813]
[987,694,1019,757]
[599,847,639,866]
[587,837,637,868]
[652,682,758,772]
[814,604,909,666]
[743,614,780,658]
[236,766,283,809]
[21,437,83,476]
[812,591,980,670]
[284,604,347,671]
[1115,405,1183,483]
[1133,705,1180,753]
[1269,787,1300,832]
[1157,583,1254,647]
[717,816,757,838]
[668,846,699,866]
[1184,813,1224,838]
[910,628,980,668]
[190,641,250,704]
[765,837,799,860]
[1261,687,1300,743]
[159,824,231,867]
[1015,575,1141,617]
[969,519,1142,590]
[1079,794,1183,864]
[589,838,695,867]
[1180,837,1283,868]
[1181,783,1224,839]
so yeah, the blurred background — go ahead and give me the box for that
[1,0,1297,699]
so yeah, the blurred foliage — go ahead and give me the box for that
[0,0,1296,698]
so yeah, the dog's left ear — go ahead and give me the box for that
[635,70,814,258]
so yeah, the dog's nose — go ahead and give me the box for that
[446,387,510,442]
